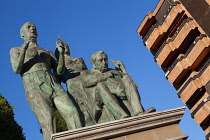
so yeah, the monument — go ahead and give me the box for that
[11,22,187,140]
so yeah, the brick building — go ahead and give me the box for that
[137,0,210,139]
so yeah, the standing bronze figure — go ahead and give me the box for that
[10,22,82,140]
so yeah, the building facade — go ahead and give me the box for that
[137,0,210,139]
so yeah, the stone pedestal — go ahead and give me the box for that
[51,107,188,140]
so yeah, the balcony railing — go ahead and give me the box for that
[166,34,206,73]
[178,59,210,97]
[143,1,181,43]
[154,17,193,61]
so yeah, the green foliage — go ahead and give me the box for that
[39,107,68,134]
[0,94,26,140]
[53,107,68,132]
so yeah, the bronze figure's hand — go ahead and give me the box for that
[111,59,126,73]
[22,40,30,50]
[56,41,64,54]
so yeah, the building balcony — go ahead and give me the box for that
[137,0,166,37]
[166,34,210,86]
[142,3,184,52]
[193,100,210,125]
[178,60,210,104]
[166,35,210,85]
[190,91,209,113]
[155,18,198,70]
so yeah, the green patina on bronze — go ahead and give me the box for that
[10,22,82,140]
[55,38,155,126]
[10,23,155,140]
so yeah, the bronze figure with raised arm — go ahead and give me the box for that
[54,36,95,127]
[54,38,129,125]
[10,22,82,140]
[80,51,155,123]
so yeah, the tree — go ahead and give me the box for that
[53,107,68,132]
[0,94,26,140]
[40,107,68,134]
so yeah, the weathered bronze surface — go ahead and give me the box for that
[11,23,155,140]
[10,22,82,140]
[54,37,95,127]
[56,46,155,124]
[80,51,153,123]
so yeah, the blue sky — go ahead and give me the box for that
[0,0,205,139]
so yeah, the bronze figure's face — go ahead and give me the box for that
[94,52,108,72]
[20,22,38,41]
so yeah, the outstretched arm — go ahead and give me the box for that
[81,69,116,88]
[10,41,30,74]
[81,70,101,88]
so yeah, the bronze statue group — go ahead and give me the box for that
[10,22,155,140]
